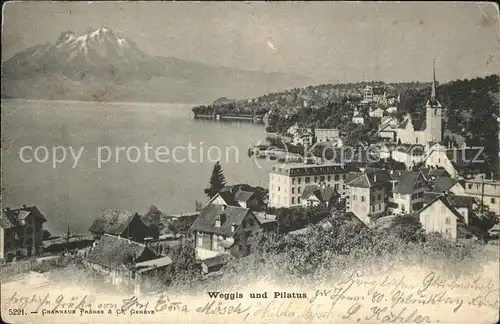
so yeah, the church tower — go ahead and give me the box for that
[426,60,443,143]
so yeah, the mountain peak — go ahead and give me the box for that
[56,31,76,45]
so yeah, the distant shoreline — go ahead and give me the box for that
[1,97,205,107]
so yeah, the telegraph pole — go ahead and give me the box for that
[480,174,485,216]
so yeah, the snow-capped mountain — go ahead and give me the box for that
[2,27,311,102]
[3,27,144,81]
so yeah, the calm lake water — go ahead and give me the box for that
[1,99,272,235]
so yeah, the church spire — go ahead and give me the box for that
[431,59,436,100]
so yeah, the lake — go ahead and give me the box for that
[1,99,273,235]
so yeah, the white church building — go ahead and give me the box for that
[394,62,443,146]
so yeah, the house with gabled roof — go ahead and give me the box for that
[300,184,340,208]
[422,192,476,225]
[419,167,448,183]
[414,194,468,241]
[85,234,167,291]
[1,205,47,262]
[206,189,240,207]
[190,204,271,259]
[208,186,266,211]
[89,209,156,242]
[388,171,428,215]
[369,106,385,118]
[430,176,466,195]
[345,169,391,226]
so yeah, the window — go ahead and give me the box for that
[361,196,365,202]
[298,197,301,203]
[492,198,496,203]
[327,175,331,181]
[343,174,346,180]
[468,184,472,189]
[292,188,295,194]
[278,186,281,191]
[292,197,295,204]
[320,176,325,182]
[292,178,295,185]
[335,175,340,181]
[305,177,310,183]
[378,204,381,211]
[353,195,357,201]
[298,187,301,193]
[377,194,381,200]
[334,184,339,190]
[445,217,451,225]
[298,178,302,184]
[314,176,318,182]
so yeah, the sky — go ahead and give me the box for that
[2,1,499,84]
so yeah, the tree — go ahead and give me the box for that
[168,217,194,236]
[204,161,227,198]
[42,229,52,240]
[143,205,163,226]
[167,238,201,286]
[389,214,426,243]
[194,200,203,211]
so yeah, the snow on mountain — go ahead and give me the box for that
[2,27,311,102]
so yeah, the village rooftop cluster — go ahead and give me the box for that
[1,63,499,295]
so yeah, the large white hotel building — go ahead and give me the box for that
[268,163,350,208]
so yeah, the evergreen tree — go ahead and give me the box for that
[204,161,227,198]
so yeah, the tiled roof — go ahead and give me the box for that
[347,169,390,188]
[431,177,458,193]
[423,192,474,208]
[321,187,339,202]
[190,204,250,237]
[414,195,464,221]
[420,168,430,179]
[301,184,321,200]
[202,254,232,268]
[89,209,139,236]
[217,190,240,206]
[428,169,448,177]
[1,206,47,229]
[393,171,424,194]
[234,189,255,202]
[135,256,173,272]
[301,185,339,202]
[86,234,157,270]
